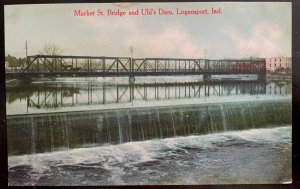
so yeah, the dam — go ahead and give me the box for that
[7,100,291,156]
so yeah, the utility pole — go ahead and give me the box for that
[129,46,134,106]
[25,41,28,69]
[130,46,133,73]
[25,41,28,58]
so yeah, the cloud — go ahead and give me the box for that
[71,13,139,56]
[126,25,204,58]
[223,20,287,58]
[77,14,204,58]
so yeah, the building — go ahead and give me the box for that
[266,57,291,72]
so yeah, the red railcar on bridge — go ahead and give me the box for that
[231,61,266,72]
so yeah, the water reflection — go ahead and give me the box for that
[6,80,291,113]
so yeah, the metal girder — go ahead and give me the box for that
[12,55,266,78]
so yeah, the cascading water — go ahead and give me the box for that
[138,110,145,141]
[208,111,214,133]
[169,108,176,137]
[49,115,54,152]
[247,102,254,128]
[239,102,246,129]
[116,110,123,144]
[30,117,36,154]
[220,104,227,131]
[7,100,291,156]
[105,112,112,143]
[155,108,163,139]
[126,110,133,142]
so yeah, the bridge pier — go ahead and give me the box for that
[257,73,267,81]
[129,75,135,84]
[129,75,135,103]
[18,76,32,85]
[203,74,212,81]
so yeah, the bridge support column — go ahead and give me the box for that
[129,74,135,84]
[129,75,135,103]
[257,73,266,81]
[203,74,212,81]
[19,76,32,85]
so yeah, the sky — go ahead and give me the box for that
[5,2,291,59]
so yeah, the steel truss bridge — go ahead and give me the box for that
[5,55,266,79]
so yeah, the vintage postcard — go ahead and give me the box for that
[5,2,292,185]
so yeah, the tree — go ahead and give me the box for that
[39,43,64,55]
[5,55,25,68]
[39,43,64,71]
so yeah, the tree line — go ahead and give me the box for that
[5,55,26,68]
[6,43,64,68]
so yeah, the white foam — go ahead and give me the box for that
[222,126,291,144]
[9,126,291,172]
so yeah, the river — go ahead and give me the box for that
[6,76,292,185]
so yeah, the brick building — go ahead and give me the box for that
[266,57,291,72]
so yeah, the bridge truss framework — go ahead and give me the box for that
[6,55,266,79]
